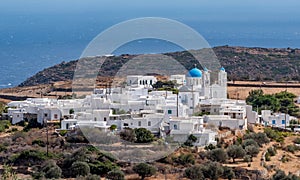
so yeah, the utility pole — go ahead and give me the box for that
[46,119,49,157]
[176,92,179,117]
[285,107,287,129]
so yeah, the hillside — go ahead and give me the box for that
[19,46,300,87]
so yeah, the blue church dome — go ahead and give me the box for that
[220,67,225,71]
[188,68,202,78]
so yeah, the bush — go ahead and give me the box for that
[245,145,260,158]
[11,131,26,141]
[184,134,197,147]
[201,161,224,180]
[11,149,49,165]
[242,139,259,148]
[205,143,216,150]
[0,144,7,152]
[267,147,277,156]
[272,170,287,180]
[222,166,235,180]
[32,139,46,147]
[133,163,156,180]
[40,160,62,179]
[107,169,125,180]
[174,153,195,165]
[66,135,89,143]
[59,130,68,136]
[285,145,300,153]
[62,147,91,168]
[11,127,18,132]
[227,145,245,163]
[244,132,269,146]
[89,161,118,175]
[109,125,117,131]
[71,161,90,177]
[243,155,252,163]
[120,128,136,142]
[23,119,42,132]
[207,148,228,163]
[293,137,300,144]
[265,152,271,161]
[134,128,154,143]
[184,165,204,180]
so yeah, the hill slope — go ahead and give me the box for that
[19,46,300,87]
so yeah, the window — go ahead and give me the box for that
[174,124,178,130]
[94,117,97,121]
[272,120,276,125]
[44,113,48,117]
[138,121,141,126]
[148,121,151,126]
[282,120,285,124]
[150,80,152,85]
[124,123,128,126]
[168,110,172,114]
[54,114,58,119]
[104,117,107,121]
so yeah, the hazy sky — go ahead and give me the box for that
[1,0,300,22]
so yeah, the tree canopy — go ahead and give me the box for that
[246,90,299,117]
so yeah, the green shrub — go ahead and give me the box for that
[0,144,7,152]
[205,144,216,150]
[133,163,156,180]
[66,135,89,143]
[227,145,245,163]
[293,137,300,144]
[245,145,260,158]
[59,130,68,136]
[174,153,195,165]
[184,134,197,147]
[244,132,269,146]
[11,149,49,165]
[62,147,91,168]
[265,152,271,161]
[11,127,18,132]
[71,161,90,177]
[89,161,118,175]
[40,160,62,179]
[242,139,259,148]
[285,145,300,153]
[120,128,136,142]
[184,165,204,180]
[11,131,26,141]
[207,148,228,163]
[201,161,224,180]
[107,169,125,180]
[222,166,235,180]
[32,139,46,147]
[134,128,154,143]
[267,147,277,156]
[16,121,26,127]
[23,119,42,132]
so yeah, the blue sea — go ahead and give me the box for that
[1,0,300,88]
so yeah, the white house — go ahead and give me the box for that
[169,117,217,146]
[261,110,290,128]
